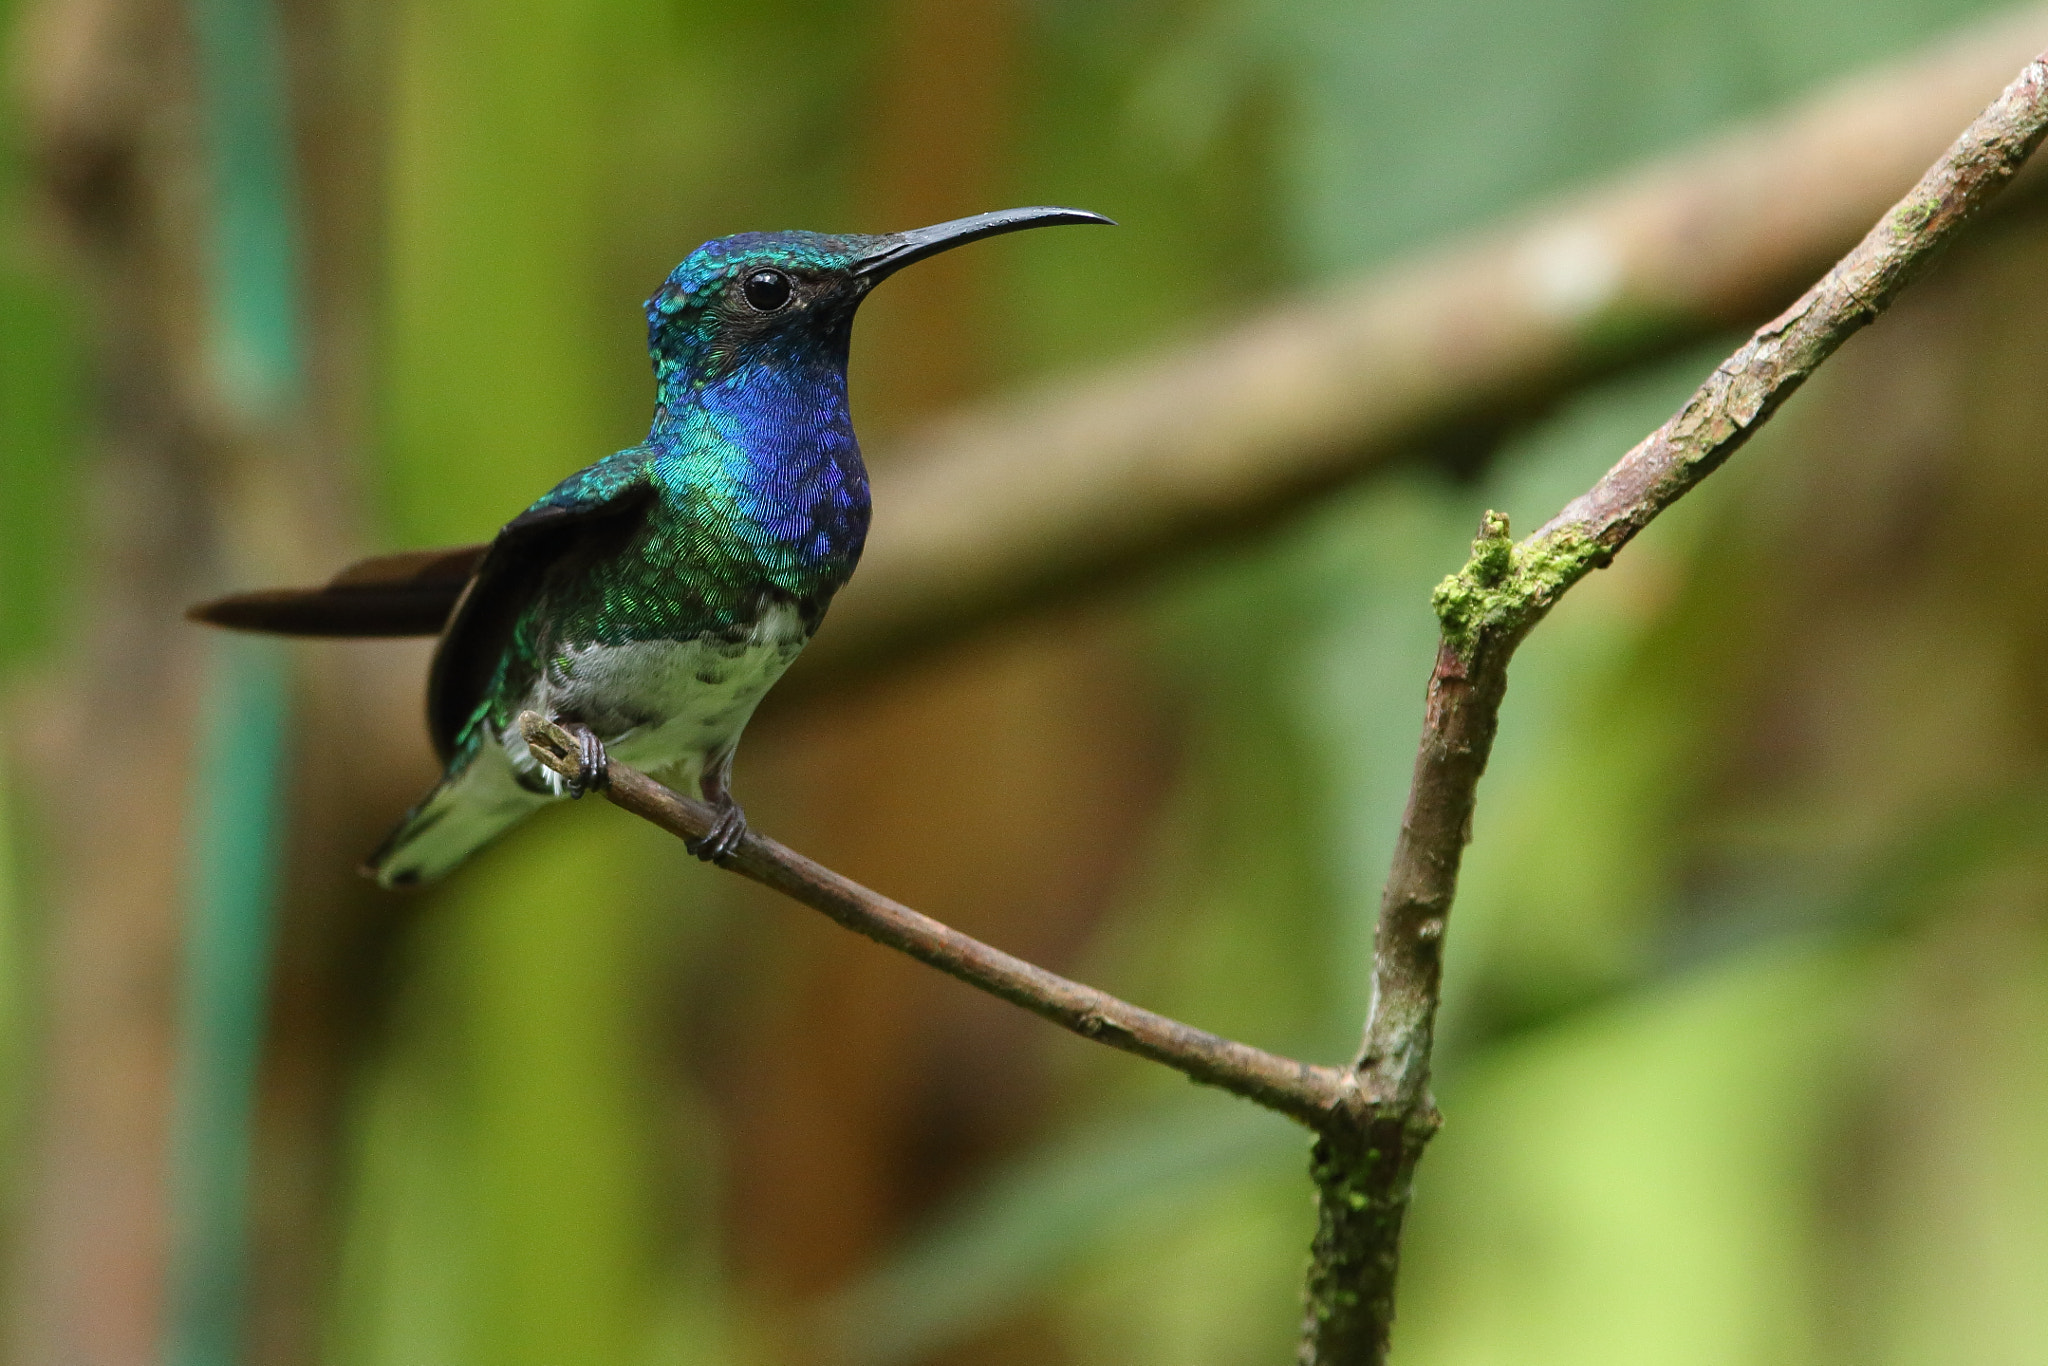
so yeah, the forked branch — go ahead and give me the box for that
[519,42,2048,1366]
[1301,42,2048,1366]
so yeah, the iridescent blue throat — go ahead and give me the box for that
[645,303,870,599]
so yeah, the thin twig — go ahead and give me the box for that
[517,713,1358,1129]
[1297,45,2048,1366]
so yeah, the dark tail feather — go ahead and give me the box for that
[188,544,487,637]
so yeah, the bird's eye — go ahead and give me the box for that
[742,269,793,312]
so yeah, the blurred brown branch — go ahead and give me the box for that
[1299,42,2048,1366]
[516,712,1356,1127]
[798,4,2048,690]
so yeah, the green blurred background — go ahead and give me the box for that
[4,0,2048,1362]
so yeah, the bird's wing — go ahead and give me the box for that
[187,544,489,637]
[426,470,658,762]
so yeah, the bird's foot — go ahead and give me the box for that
[686,800,747,863]
[560,723,610,799]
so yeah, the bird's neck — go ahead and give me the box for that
[646,342,871,578]
[650,325,858,452]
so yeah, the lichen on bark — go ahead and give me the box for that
[1429,513,1603,660]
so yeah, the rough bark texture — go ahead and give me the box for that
[1298,1117,1436,1365]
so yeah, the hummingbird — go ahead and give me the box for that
[191,207,1112,887]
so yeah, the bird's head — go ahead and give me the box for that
[645,206,1112,393]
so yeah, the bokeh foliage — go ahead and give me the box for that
[5,0,2048,1363]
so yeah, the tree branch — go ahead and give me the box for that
[516,713,1358,1130]
[514,38,2048,1366]
[1297,44,2048,1366]
[793,6,2048,690]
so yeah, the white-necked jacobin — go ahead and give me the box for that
[192,207,1113,886]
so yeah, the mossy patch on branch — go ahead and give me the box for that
[1431,512,1602,660]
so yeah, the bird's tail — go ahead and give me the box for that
[364,741,550,888]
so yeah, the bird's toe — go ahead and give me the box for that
[689,803,747,863]
[561,723,610,799]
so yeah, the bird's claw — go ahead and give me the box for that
[562,724,610,799]
[686,801,747,863]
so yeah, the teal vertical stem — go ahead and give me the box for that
[172,637,291,1366]
[187,0,302,412]
[171,0,302,1358]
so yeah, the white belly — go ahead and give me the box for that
[499,600,809,797]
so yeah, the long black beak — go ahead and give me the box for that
[855,206,1114,280]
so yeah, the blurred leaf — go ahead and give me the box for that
[0,746,22,1204]
[329,806,708,1366]
[1396,945,1868,1366]
[816,1102,1301,1365]
[1859,904,2048,1364]
[379,0,628,544]
[0,69,84,669]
